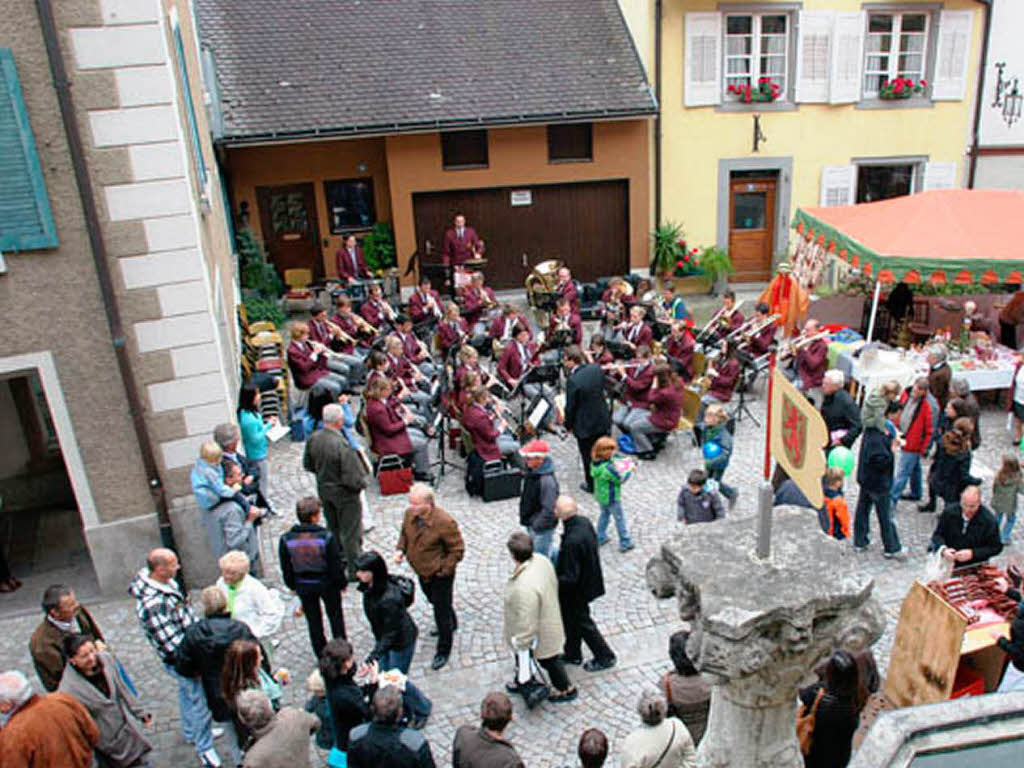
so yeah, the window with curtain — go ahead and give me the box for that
[724,13,789,97]
[863,12,929,98]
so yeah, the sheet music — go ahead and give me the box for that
[267,424,290,442]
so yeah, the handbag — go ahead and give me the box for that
[377,454,413,496]
[796,686,826,756]
[650,720,676,768]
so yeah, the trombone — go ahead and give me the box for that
[776,330,830,362]
[696,299,744,342]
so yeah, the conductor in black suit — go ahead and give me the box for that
[563,345,612,494]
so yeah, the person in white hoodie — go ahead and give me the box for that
[128,547,223,768]
[215,551,284,644]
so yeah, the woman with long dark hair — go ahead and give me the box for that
[237,382,277,504]
[921,416,977,513]
[798,649,860,768]
[319,638,376,767]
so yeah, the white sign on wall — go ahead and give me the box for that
[510,190,532,207]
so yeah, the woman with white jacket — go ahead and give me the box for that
[216,551,285,641]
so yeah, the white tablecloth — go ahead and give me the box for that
[845,348,1016,393]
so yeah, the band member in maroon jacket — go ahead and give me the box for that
[461,387,522,465]
[710,290,745,343]
[454,345,486,396]
[332,295,375,351]
[600,278,634,331]
[748,302,778,356]
[664,321,696,382]
[307,307,366,384]
[335,234,371,282]
[611,345,655,434]
[286,322,346,396]
[615,305,653,354]
[408,276,443,327]
[498,325,537,390]
[556,267,579,311]
[394,315,437,377]
[795,318,828,401]
[459,272,497,328]
[489,305,532,346]
[700,340,741,419]
[626,365,684,458]
[359,283,396,331]
[441,213,483,267]
[363,378,432,481]
[546,299,583,346]
[585,334,615,366]
[438,302,468,357]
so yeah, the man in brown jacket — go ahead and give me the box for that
[452,691,525,768]
[28,584,104,691]
[395,483,465,671]
[0,670,99,768]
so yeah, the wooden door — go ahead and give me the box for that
[728,177,776,282]
[255,183,323,280]
[412,180,629,290]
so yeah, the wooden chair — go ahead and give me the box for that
[283,268,315,312]
[692,351,708,378]
[677,388,702,447]
[907,298,932,344]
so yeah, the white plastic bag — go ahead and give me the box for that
[923,550,953,583]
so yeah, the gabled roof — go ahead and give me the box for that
[195,0,656,144]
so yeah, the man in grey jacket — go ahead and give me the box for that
[676,469,725,525]
[303,403,369,580]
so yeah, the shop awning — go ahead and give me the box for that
[792,189,1024,285]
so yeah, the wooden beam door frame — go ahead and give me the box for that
[716,157,793,277]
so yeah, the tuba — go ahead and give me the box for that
[525,259,565,308]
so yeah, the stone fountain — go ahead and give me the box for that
[651,507,885,768]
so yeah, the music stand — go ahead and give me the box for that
[731,352,761,427]
[429,364,462,482]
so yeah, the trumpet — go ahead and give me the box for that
[425,293,442,319]
[381,301,397,323]
[352,312,380,337]
[325,318,356,346]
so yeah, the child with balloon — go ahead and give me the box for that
[702,404,737,508]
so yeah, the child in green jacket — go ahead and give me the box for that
[590,436,635,552]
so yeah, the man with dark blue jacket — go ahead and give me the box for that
[279,496,347,659]
[853,403,905,558]
[518,441,560,559]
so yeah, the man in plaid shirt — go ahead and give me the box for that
[129,548,223,767]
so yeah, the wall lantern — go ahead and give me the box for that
[993,62,1022,128]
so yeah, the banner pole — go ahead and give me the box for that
[763,351,776,481]
[757,352,777,560]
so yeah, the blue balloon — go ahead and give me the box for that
[617,434,637,455]
[702,441,723,460]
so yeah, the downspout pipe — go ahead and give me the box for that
[653,0,663,276]
[35,0,181,575]
[968,0,993,188]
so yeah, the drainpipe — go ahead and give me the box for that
[652,0,663,275]
[35,0,181,577]
[968,0,993,188]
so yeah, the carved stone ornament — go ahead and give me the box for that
[657,507,885,768]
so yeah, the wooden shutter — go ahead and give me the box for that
[820,165,856,207]
[684,12,722,107]
[932,10,973,101]
[922,161,957,191]
[796,11,833,103]
[828,11,865,104]
[0,49,57,251]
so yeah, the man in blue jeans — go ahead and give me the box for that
[889,377,934,506]
[518,440,560,559]
[129,549,223,767]
[854,409,906,559]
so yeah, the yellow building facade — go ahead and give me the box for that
[648,0,984,281]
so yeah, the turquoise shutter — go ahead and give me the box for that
[0,49,58,251]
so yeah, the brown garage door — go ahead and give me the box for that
[413,180,629,290]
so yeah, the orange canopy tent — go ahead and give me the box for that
[792,189,1024,286]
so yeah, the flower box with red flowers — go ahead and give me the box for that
[879,77,927,100]
[673,238,702,277]
[728,78,781,104]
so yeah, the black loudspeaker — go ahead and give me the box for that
[482,460,523,502]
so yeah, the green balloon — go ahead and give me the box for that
[828,446,856,476]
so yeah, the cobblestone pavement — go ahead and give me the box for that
[1,367,1020,767]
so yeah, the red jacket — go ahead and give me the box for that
[898,391,934,454]
[750,322,777,355]
[287,340,329,389]
[462,402,501,461]
[439,318,468,352]
[386,353,416,385]
[709,357,740,402]
[547,312,583,345]
[498,341,536,385]
[558,280,579,310]
[454,363,483,394]
[407,288,442,324]
[307,319,334,347]
[441,226,481,266]
[622,321,653,348]
[665,332,695,381]
[648,383,684,431]
[330,311,359,354]
[489,314,531,341]
[365,398,412,456]
[336,245,370,281]
[460,286,496,326]
[396,331,426,364]
[360,300,389,329]
[624,361,655,407]
[797,339,828,390]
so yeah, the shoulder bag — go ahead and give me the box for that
[796,686,826,756]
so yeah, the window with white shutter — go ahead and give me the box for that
[863,12,929,98]
[932,11,973,101]
[820,166,856,207]
[0,49,57,251]
[684,12,722,107]
[829,12,865,104]
[922,161,958,190]
[795,11,833,103]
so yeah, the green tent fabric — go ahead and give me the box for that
[792,189,1024,285]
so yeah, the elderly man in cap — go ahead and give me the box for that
[518,440,560,560]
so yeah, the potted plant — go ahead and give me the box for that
[698,246,734,295]
[651,222,707,294]
[728,77,781,104]
[651,221,685,278]
[362,221,397,273]
[879,77,927,100]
